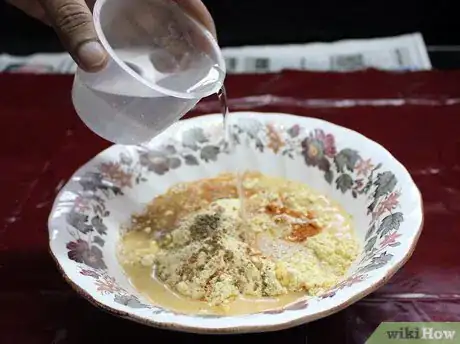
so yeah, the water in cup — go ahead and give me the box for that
[72,0,225,145]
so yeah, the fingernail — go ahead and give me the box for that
[77,41,107,72]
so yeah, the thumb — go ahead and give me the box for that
[39,0,108,72]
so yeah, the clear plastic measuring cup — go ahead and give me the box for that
[72,0,225,145]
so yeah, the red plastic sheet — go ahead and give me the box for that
[1,70,460,343]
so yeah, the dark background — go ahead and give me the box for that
[2,0,460,68]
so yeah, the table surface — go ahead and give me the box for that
[1,70,460,343]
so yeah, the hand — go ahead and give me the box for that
[7,0,216,73]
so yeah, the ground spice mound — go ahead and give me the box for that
[155,200,286,306]
[119,172,360,309]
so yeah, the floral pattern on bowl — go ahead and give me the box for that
[48,112,423,333]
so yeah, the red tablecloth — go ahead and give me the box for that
[1,70,460,343]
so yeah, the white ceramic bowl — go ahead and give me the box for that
[48,112,423,333]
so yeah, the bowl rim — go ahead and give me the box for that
[48,112,424,334]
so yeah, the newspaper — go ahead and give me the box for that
[0,33,430,74]
[222,33,431,73]
[0,52,77,74]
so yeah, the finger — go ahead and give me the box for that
[38,0,108,72]
[173,0,217,38]
[6,0,50,24]
[157,0,218,69]
[102,0,217,74]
